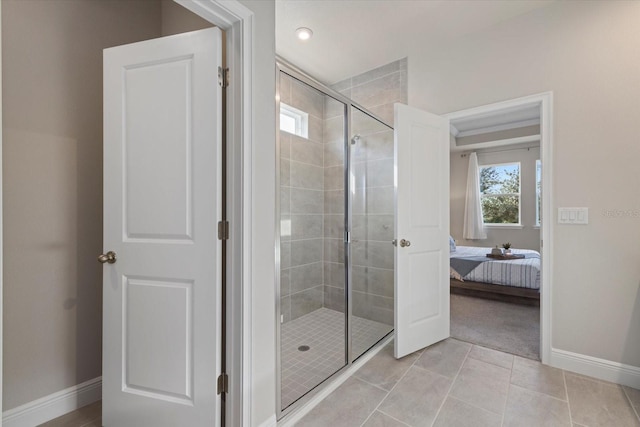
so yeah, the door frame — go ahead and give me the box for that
[175,1,255,425]
[444,92,554,364]
[0,3,4,424]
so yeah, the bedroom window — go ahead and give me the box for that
[479,162,521,225]
[279,102,308,138]
[536,159,542,226]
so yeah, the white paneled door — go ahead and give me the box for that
[102,28,222,426]
[394,104,450,359]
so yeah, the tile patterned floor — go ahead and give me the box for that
[39,337,640,427]
[296,338,640,427]
[281,308,393,409]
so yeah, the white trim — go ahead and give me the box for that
[444,91,554,365]
[539,92,553,364]
[483,224,524,229]
[173,1,255,426]
[455,118,540,138]
[450,134,540,152]
[550,348,640,389]
[2,378,101,427]
[0,2,4,424]
[277,335,392,427]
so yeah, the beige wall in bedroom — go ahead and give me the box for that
[451,145,541,251]
[2,0,217,411]
[2,0,162,410]
[409,0,640,366]
[160,0,213,36]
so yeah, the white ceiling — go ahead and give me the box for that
[276,0,555,85]
[450,104,540,138]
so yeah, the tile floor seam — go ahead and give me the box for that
[509,383,570,404]
[408,361,457,381]
[622,384,640,422]
[353,374,394,394]
[358,349,423,427]
[371,409,413,427]
[446,395,503,420]
[500,355,515,427]
[467,354,512,371]
[429,342,473,427]
[563,370,575,426]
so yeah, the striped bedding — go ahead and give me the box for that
[450,246,541,290]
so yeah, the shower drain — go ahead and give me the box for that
[298,345,310,352]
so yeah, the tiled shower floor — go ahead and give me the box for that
[280,307,393,409]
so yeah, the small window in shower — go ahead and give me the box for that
[280,102,308,138]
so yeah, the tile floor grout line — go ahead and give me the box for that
[563,370,576,426]
[622,384,640,423]
[500,352,515,427]
[507,382,570,404]
[358,346,426,427]
[352,375,393,394]
[429,342,473,427]
[375,408,413,427]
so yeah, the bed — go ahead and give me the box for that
[449,245,541,305]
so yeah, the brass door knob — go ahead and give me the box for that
[98,251,117,264]
[399,239,411,248]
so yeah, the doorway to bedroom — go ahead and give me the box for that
[445,94,552,361]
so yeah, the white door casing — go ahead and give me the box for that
[102,28,222,426]
[394,103,450,359]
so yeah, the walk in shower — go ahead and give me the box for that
[276,63,395,415]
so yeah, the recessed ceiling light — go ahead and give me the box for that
[295,27,313,41]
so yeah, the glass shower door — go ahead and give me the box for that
[349,107,395,360]
[277,70,347,411]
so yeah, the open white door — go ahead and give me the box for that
[394,104,450,359]
[102,28,222,426]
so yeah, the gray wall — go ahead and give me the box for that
[2,0,211,411]
[450,145,541,251]
[408,1,640,366]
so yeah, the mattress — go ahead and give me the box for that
[450,246,541,290]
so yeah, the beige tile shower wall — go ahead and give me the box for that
[280,74,325,322]
[326,59,407,325]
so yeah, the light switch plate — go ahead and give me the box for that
[558,207,588,224]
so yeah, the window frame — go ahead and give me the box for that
[478,161,522,227]
[279,102,309,138]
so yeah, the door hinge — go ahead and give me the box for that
[218,220,229,240]
[217,373,228,395]
[218,66,230,88]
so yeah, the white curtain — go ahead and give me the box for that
[463,152,487,240]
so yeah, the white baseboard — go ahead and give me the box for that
[550,348,640,389]
[2,377,102,427]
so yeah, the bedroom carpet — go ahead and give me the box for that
[450,293,540,360]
